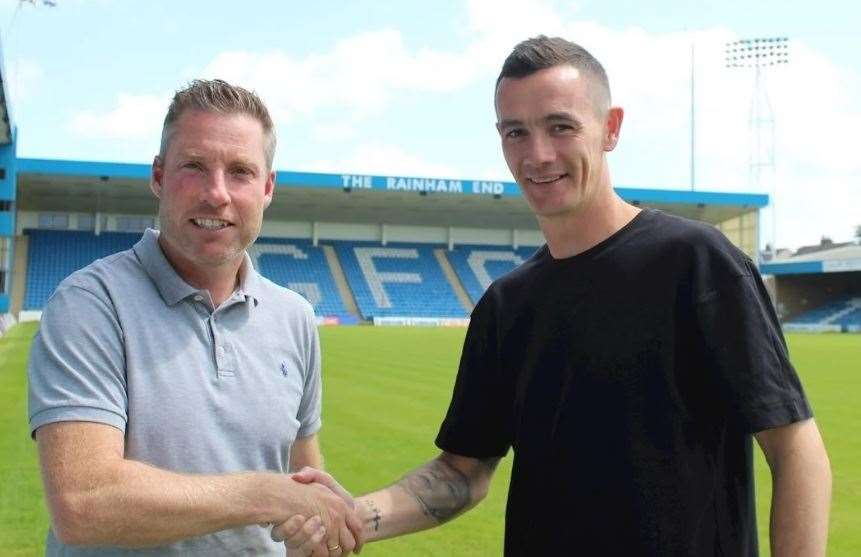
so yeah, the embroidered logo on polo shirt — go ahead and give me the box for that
[280,361,290,377]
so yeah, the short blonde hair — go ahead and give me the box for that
[159,79,276,169]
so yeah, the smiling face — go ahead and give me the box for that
[150,109,274,281]
[495,64,622,221]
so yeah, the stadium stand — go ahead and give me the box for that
[12,160,785,326]
[334,241,466,319]
[446,245,538,303]
[247,238,351,319]
[24,230,354,319]
[836,307,861,329]
[27,227,859,331]
[24,230,139,310]
[787,297,861,330]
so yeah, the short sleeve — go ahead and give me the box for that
[28,284,128,437]
[695,259,812,433]
[295,307,322,438]
[436,290,513,458]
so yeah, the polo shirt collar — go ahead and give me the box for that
[134,229,199,306]
[134,229,264,307]
[237,253,264,305]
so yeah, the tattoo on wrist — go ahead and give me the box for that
[363,499,382,532]
[396,459,470,524]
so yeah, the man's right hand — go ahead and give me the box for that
[273,469,364,556]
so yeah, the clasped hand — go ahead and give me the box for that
[271,467,364,556]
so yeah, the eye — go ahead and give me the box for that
[504,128,525,140]
[551,123,575,134]
[182,161,203,171]
[231,166,254,178]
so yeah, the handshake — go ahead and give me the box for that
[265,452,490,555]
[270,467,366,556]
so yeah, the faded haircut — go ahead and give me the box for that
[159,79,276,169]
[496,35,612,113]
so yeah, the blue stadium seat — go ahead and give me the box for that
[24,230,139,310]
[787,297,861,328]
[836,307,861,328]
[248,239,351,319]
[334,241,466,319]
[446,244,538,303]
[24,230,353,320]
[23,231,551,321]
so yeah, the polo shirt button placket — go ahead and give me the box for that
[210,311,222,377]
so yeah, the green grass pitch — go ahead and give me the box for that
[0,323,858,555]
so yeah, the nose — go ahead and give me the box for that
[523,133,556,168]
[201,169,231,207]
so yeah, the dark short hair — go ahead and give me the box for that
[496,35,611,109]
[159,79,276,169]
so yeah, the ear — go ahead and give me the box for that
[150,156,164,199]
[603,106,624,152]
[263,170,275,209]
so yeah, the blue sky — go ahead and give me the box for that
[1,0,858,250]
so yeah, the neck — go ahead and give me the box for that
[538,181,640,260]
[185,265,242,308]
[158,238,243,307]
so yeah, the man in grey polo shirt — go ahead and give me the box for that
[28,80,361,556]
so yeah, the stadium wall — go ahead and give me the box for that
[0,133,16,312]
[258,220,315,239]
[261,220,545,246]
[380,224,448,244]
[716,210,759,261]
[19,211,547,250]
[16,211,155,235]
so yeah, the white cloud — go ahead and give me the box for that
[199,29,486,124]
[70,94,168,139]
[299,143,460,178]
[193,1,580,126]
[771,42,861,173]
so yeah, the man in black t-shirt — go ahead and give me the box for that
[280,36,831,556]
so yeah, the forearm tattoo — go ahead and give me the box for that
[396,457,499,524]
[363,499,382,532]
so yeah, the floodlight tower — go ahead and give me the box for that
[725,37,789,249]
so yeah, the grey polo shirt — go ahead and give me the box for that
[28,228,322,556]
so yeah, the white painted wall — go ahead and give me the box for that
[515,229,545,246]
[17,211,157,235]
[384,225,448,244]
[16,211,543,248]
[448,227,543,247]
[316,222,382,241]
[16,211,38,233]
[260,220,313,238]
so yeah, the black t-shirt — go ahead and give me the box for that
[436,209,811,556]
